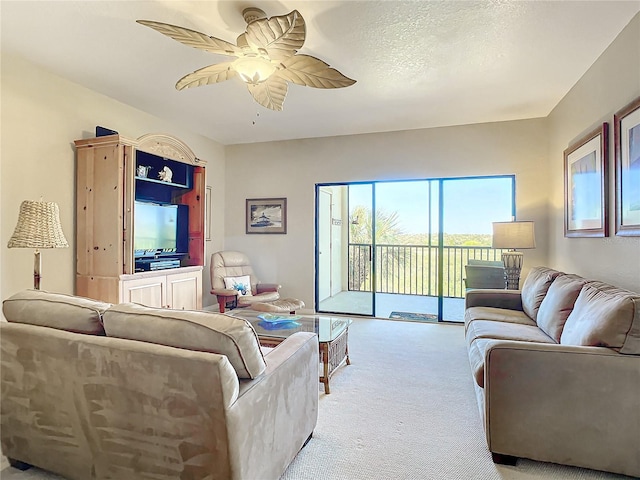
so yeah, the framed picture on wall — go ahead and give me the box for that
[564,123,609,237]
[614,96,640,236]
[246,198,287,234]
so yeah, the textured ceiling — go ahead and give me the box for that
[2,1,639,145]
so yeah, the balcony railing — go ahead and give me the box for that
[348,244,506,298]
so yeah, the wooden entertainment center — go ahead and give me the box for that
[74,133,206,309]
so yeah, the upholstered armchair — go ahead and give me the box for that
[464,259,506,291]
[210,251,281,313]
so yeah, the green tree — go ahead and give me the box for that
[349,206,405,291]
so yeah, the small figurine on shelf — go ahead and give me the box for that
[158,166,173,183]
[137,165,152,178]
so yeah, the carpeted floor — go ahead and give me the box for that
[1,318,633,479]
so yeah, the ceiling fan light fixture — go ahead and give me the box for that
[137,8,356,111]
[232,56,277,84]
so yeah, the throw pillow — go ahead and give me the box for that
[224,275,253,296]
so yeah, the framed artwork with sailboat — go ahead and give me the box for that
[246,198,287,234]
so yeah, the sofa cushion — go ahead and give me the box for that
[521,266,562,322]
[466,320,556,346]
[2,289,109,335]
[560,282,640,354]
[464,306,535,332]
[103,303,266,379]
[536,274,588,342]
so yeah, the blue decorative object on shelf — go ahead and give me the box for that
[258,320,301,330]
[257,313,302,323]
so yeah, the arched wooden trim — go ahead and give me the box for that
[136,133,205,166]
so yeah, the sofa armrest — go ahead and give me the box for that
[256,283,281,293]
[465,289,523,311]
[483,341,640,477]
[225,332,319,480]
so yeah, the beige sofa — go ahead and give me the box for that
[464,266,640,477]
[1,290,319,480]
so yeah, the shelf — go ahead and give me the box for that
[136,150,192,189]
[135,176,189,189]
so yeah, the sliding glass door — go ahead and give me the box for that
[440,177,515,320]
[374,180,439,320]
[316,184,374,316]
[316,176,514,321]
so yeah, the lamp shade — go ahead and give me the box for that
[7,200,69,249]
[492,221,536,249]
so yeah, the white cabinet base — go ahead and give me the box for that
[120,266,202,310]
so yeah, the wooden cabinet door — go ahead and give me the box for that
[121,276,167,308]
[166,270,202,310]
[76,140,126,278]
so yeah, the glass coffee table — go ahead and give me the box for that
[231,310,352,394]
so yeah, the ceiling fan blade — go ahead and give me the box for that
[279,55,356,88]
[176,62,237,90]
[247,76,288,111]
[245,10,305,62]
[137,20,241,57]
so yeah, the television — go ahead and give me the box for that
[134,201,189,261]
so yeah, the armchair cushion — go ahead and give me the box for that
[103,303,266,379]
[224,275,253,297]
[237,291,280,306]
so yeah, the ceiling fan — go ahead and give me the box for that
[137,8,356,111]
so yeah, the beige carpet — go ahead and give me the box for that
[1,318,633,479]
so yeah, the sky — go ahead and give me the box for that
[349,177,514,235]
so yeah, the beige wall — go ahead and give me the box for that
[1,54,226,307]
[225,118,549,310]
[3,13,638,312]
[223,13,640,309]
[547,13,640,292]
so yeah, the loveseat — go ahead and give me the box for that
[0,290,319,480]
[464,266,640,477]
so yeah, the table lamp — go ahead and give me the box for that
[7,200,69,289]
[492,221,536,289]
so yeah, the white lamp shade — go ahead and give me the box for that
[492,221,536,249]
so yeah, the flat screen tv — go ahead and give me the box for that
[134,201,189,259]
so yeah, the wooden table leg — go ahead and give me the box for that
[320,327,351,394]
[321,342,331,394]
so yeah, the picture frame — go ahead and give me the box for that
[564,123,609,237]
[614,96,640,236]
[246,197,287,234]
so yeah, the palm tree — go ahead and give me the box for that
[348,206,405,291]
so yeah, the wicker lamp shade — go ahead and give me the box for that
[8,200,69,249]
